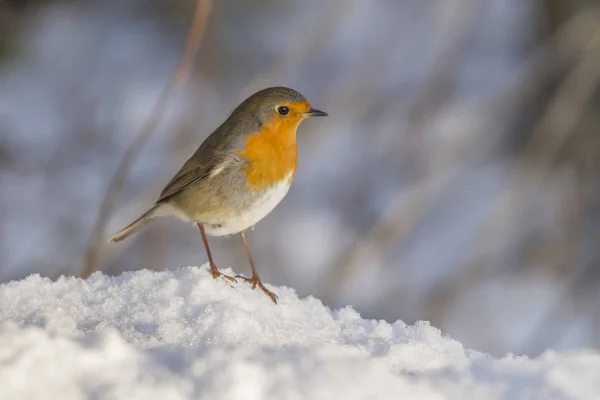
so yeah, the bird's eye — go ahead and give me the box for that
[277,106,289,116]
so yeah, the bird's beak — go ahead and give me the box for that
[305,108,328,117]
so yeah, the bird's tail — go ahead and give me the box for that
[108,205,161,243]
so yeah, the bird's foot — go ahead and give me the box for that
[236,274,278,303]
[208,263,237,283]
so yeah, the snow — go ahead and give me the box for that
[0,266,598,400]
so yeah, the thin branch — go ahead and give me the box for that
[318,0,486,302]
[519,26,600,346]
[520,260,600,355]
[421,8,600,326]
[80,0,213,278]
[519,166,587,355]
[236,0,348,102]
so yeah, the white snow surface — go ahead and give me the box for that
[0,266,598,400]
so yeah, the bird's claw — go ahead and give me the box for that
[236,274,278,303]
[209,264,237,283]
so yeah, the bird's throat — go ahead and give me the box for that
[237,119,300,189]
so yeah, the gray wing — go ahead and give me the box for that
[156,162,211,203]
[157,125,242,203]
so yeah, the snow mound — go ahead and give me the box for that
[0,266,599,400]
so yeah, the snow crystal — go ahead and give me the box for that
[0,266,598,399]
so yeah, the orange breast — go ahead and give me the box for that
[237,116,300,189]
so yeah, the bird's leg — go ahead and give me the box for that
[198,223,237,283]
[238,230,278,303]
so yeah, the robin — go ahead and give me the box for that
[109,86,327,303]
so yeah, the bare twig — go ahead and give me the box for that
[236,0,349,102]
[404,0,487,133]
[421,8,600,326]
[520,259,600,355]
[318,0,486,302]
[80,0,213,278]
[519,24,600,347]
[489,6,600,124]
[519,166,586,355]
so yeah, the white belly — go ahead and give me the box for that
[204,173,293,236]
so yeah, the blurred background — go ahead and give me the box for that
[1,0,600,357]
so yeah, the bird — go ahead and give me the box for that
[108,86,327,303]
